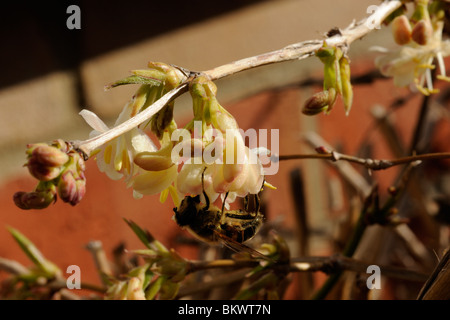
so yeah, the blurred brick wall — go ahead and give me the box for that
[1,0,406,298]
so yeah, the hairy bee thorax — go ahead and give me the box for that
[173,195,221,242]
[173,193,263,244]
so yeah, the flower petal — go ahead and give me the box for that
[79,109,110,133]
[131,166,177,196]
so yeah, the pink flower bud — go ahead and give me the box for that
[27,157,62,181]
[13,187,56,210]
[30,145,69,167]
[57,171,76,204]
[57,170,85,206]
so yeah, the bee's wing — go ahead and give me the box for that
[214,231,273,261]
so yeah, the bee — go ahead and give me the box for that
[173,169,266,259]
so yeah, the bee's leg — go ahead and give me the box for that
[244,193,260,215]
[201,167,210,210]
[221,191,229,215]
[255,193,261,213]
[243,194,249,212]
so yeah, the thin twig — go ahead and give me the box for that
[0,257,30,276]
[409,81,432,154]
[72,1,402,157]
[178,252,429,299]
[177,268,251,298]
[185,254,428,283]
[85,241,112,287]
[303,132,373,198]
[275,151,450,171]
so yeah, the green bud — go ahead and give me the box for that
[316,43,343,95]
[339,56,353,115]
[410,0,431,25]
[146,62,185,90]
[146,276,164,300]
[131,68,167,82]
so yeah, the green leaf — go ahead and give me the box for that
[123,219,154,249]
[145,276,165,300]
[7,227,60,277]
[105,75,162,90]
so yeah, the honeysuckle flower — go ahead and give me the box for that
[130,129,179,201]
[175,131,265,208]
[129,165,178,200]
[171,76,268,209]
[375,3,450,95]
[211,145,264,197]
[80,63,187,203]
[80,108,154,182]
[176,163,219,203]
[81,108,179,201]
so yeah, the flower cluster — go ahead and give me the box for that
[14,139,86,209]
[172,76,266,208]
[80,62,185,202]
[81,64,266,210]
[375,0,450,95]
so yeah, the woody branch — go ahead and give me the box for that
[72,0,402,158]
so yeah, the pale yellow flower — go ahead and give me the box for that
[375,20,450,95]
[176,130,265,208]
[80,108,177,201]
